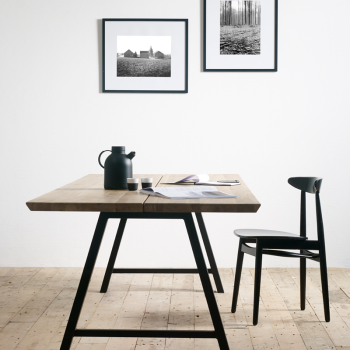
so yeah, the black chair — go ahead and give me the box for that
[231,177,330,325]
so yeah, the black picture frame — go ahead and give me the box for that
[203,0,278,72]
[102,18,188,93]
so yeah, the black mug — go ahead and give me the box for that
[127,178,139,191]
[141,177,153,189]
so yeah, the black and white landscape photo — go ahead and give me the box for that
[117,36,171,77]
[220,1,261,55]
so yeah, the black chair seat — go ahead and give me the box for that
[234,229,307,240]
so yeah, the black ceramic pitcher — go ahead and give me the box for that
[98,146,136,190]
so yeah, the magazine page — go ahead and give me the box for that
[163,174,240,186]
[140,186,237,200]
[175,174,209,183]
[196,181,240,186]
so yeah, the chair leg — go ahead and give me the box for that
[253,240,263,326]
[300,257,306,310]
[319,248,330,322]
[231,239,244,313]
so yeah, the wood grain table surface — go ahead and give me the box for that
[26,174,260,213]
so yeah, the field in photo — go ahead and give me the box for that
[220,25,260,55]
[117,57,171,77]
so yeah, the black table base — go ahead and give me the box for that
[100,212,224,294]
[60,212,229,350]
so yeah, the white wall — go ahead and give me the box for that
[1,0,350,269]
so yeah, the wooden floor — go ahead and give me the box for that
[0,268,350,350]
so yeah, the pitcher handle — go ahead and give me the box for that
[98,150,111,169]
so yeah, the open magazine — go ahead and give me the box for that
[163,174,240,186]
[140,186,237,200]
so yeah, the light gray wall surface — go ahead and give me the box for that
[1,0,349,268]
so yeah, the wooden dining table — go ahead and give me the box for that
[26,174,260,350]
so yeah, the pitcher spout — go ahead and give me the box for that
[126,151,136,160]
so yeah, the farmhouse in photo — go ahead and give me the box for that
[117,36,171,77]
[155,51,165,59]
[140,51,150,58]
[124,49,134,57]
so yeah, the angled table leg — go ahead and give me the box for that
[60,213,109,350]
[100,218,127,293]
[195,213,224,293]
[61,212,230,350]
[185,214,229,350]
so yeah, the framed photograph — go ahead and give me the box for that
[102,19,188,93]
[204,0,278,71]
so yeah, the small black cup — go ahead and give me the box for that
[127,178,139,191]
[128,183,138,191]
[141,177,153,189]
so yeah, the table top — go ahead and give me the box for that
[26,174,260,213]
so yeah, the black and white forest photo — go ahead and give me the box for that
[117,36,171,77]
[220,1,261,55]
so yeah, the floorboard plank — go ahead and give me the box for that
[167,274,195,350]
[136,274,173,350]
[260,269,307,350]
[105,273,153,350]
[328,269,350,300]
[0,322,34,350]
[14,268,81,350]
[288,268,350,347]
[277,268,336,350]
[245,268,281,350]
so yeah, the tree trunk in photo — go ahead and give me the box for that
[254,2,256,25]
[239,1,241,25]
[248,1,252,25]
[260,3,261,25]
[226,0,229,25]
[228,0,230,25]
[224,1,226,25]
[232,2,235,25]
[220,1,223,26]
[247,1,249,25]
[248,1,250,25]
[248,1,251,25]
[250,1,252,25]
[241,1,244,25]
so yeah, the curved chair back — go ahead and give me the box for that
[288,177,325,245]
[288,177,322,193]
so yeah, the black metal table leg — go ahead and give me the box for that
[60,213,109,350]
[195,213,224,293]
[100,218,127,293]
[231,238,244,313]
[61,212,229,350]
[184,214,230,350]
